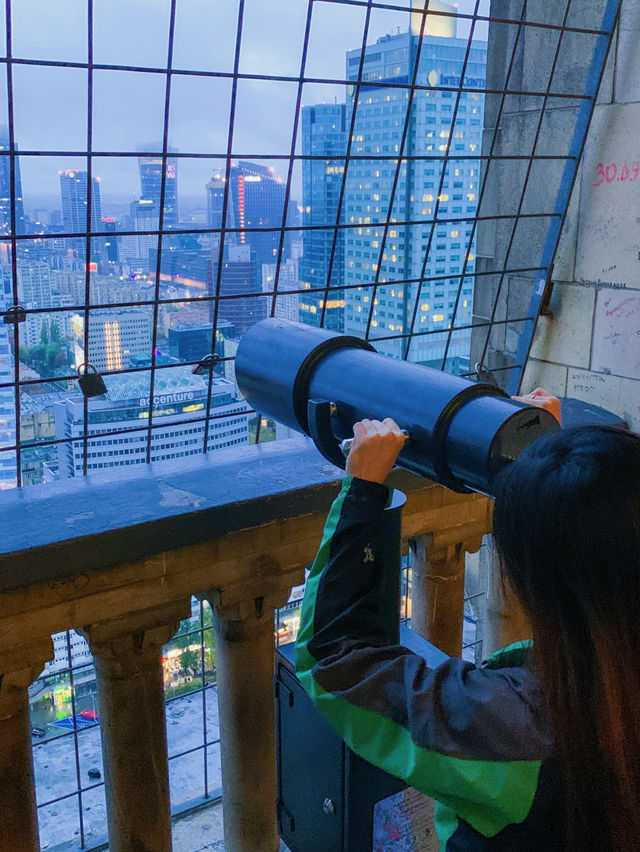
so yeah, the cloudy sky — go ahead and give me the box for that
[4,0,489,211]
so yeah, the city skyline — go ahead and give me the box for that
[0,3,492,492]
[7,0,488,199]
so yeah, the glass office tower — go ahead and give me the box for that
[299,103,348,331]
[343,28,486,369]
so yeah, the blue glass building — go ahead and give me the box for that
[0,258,16,488]
[0,130,25,236]
[298,104,347,331]
[207,162,287,286]
[343,28,486,368]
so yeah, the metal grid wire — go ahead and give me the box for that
[0,0,620,488]
[31,601,222,850]
[3,0,619,846]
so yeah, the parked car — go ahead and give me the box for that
[87,768,101,780]
[80,709,99,721]
[31,727,46,738]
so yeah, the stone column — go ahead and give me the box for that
[0,641,53,852]
[81,600,190,852]
[409,535,480,657]
[482,535,531,657]
[205,588,288,852]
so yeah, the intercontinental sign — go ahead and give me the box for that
[427,69,486,89]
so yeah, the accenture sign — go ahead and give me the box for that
[138,391,196,407]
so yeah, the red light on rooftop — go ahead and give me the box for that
[87,262,98,273]
[101,217,116,223]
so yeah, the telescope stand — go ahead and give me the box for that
[275,490,447,852]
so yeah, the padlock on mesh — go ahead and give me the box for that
[77,363,107,398]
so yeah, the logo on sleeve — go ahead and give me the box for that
[363,545,375,563]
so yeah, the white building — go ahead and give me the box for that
[119,199,159,267]
[42,630,93,676]
[262,259,299,323]
[54,366,250,477]
[76,307,153,373]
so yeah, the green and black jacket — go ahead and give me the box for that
[296,476,565,850]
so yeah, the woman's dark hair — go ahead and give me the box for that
[493,425,640,851]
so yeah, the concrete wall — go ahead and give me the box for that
[473,0,640,430]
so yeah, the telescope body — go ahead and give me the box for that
[236,319,559,495]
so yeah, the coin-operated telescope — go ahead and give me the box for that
[236,318,559,496]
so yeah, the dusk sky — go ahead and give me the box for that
[3,0,489,211]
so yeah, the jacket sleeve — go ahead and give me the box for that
[295,476,549,839]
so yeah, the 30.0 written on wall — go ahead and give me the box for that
[593,161,640,186]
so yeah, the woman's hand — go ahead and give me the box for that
[512,387,562,425]
[345,418,408,484]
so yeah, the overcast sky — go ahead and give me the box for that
[4,0,489,211]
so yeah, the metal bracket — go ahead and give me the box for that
[2,305,26,325]
[192,353,220,376]
[306,399,346,470]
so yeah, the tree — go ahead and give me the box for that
[29,344,46,365]
[50,319,60,343]
[180,649,199,672]
[40,322,48,345]
[45,343,61,372]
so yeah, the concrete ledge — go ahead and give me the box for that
[0,437,439,593]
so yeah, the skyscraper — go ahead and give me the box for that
[206,171,234,245]
[212,244,267,336]
[299,103,347,331]
[0,259,16,488]
[206,162,287,281]
[101,218,119,263]
[59,170,103,259]
[137,145,179,229]
[119,199,159,269]
[0,130,25,236]
[343,24,486,368]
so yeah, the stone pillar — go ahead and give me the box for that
[409,535,481,657]
[482,535,531,657]
[81,600,190,852]
[205,588,288,852]
[0,642,53,852]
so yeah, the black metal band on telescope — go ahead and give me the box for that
[236,319,560,496]
[430,382,509,493]
[292,334,375,433]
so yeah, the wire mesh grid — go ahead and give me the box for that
[31,600,222,850]
[0,0,619,489]
[7,0,620,847]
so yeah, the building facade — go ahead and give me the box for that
[343,29,486,368]
[213,244,267,337]
[207,161,288,280]
[59,170,103,259]
[262,259,299,323]
[137,145,179,229]
[299,104,347,331]
[0,129,25,236]
[83,308,153,373]
[54,368,250,478]
[0,259,16,488]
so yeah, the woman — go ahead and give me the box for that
[295,403,640,849]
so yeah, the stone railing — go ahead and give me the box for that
[0,438,525,852]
